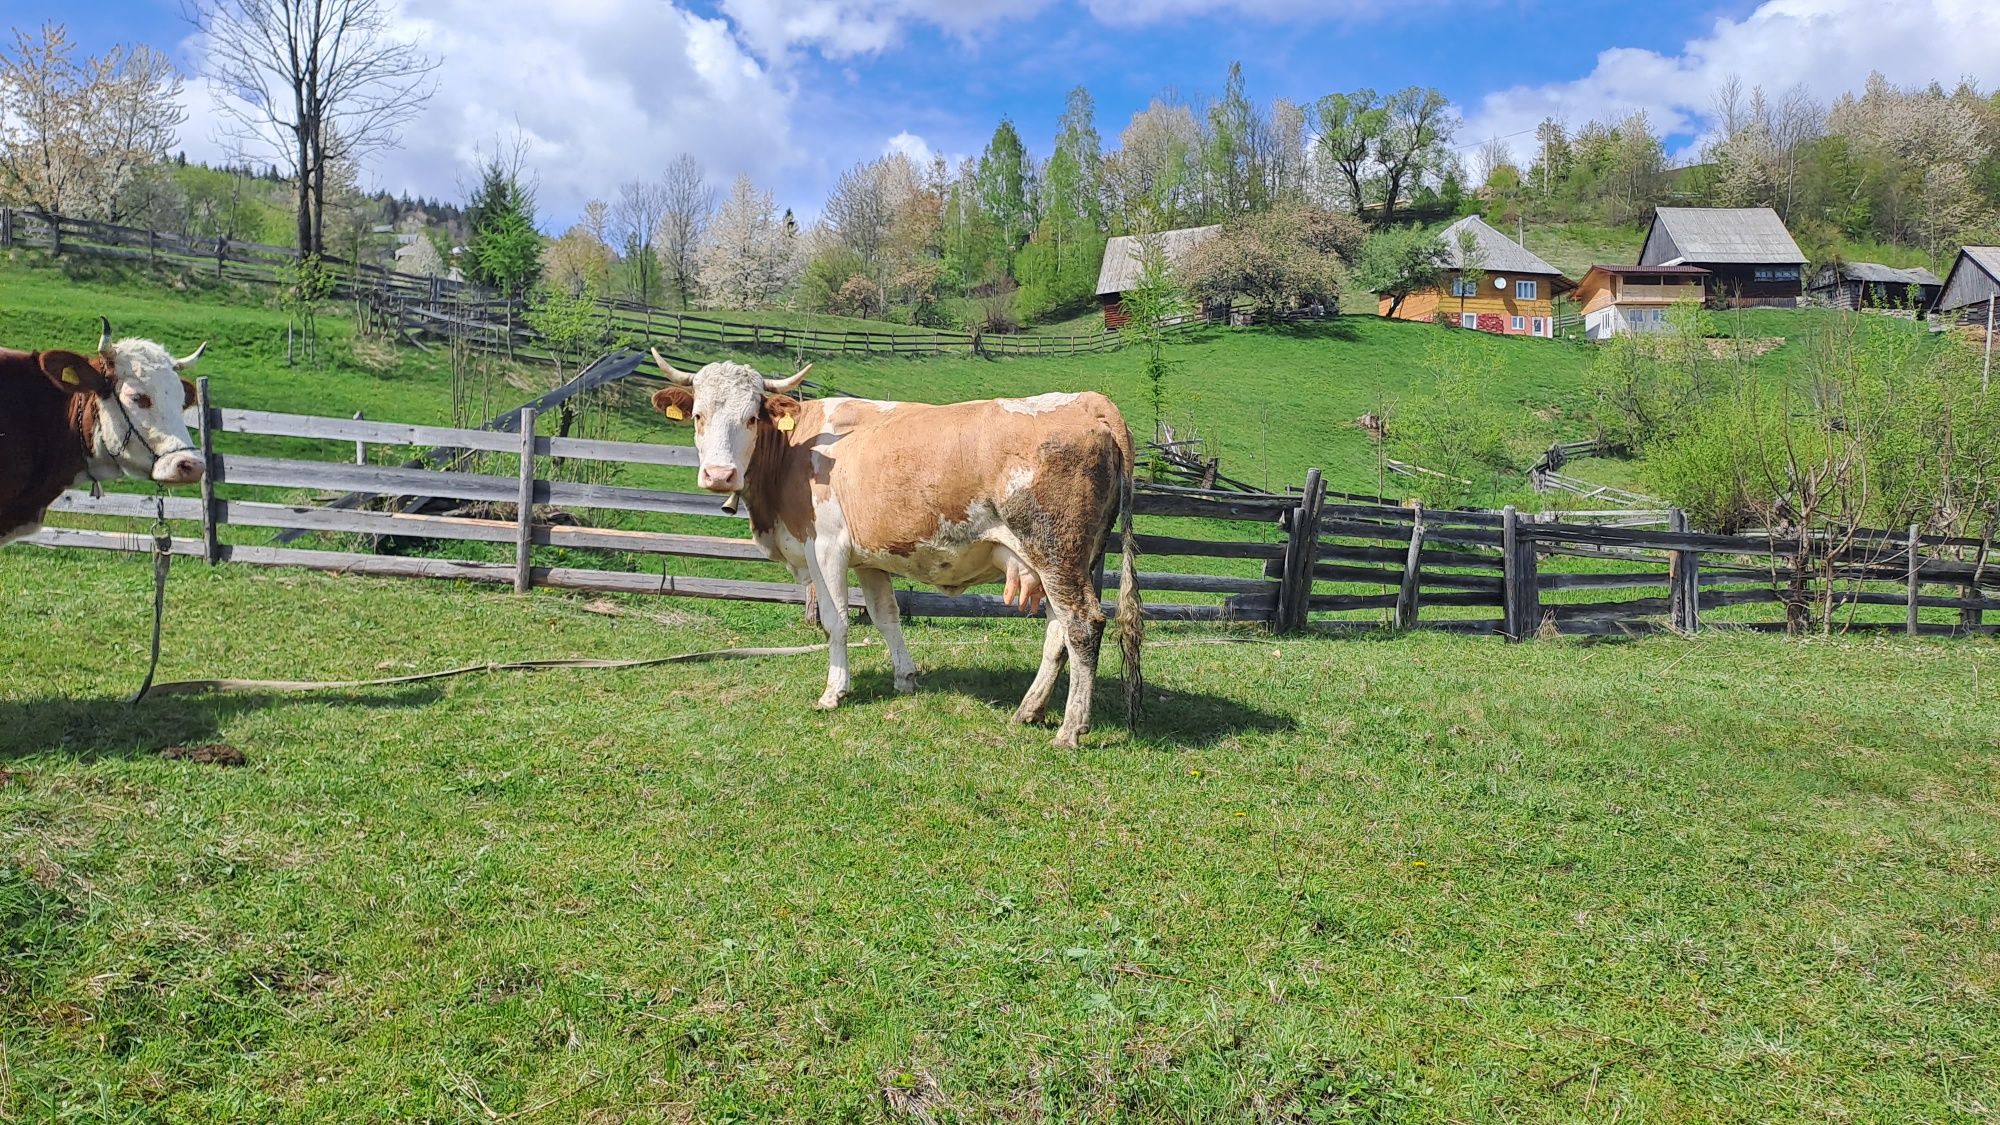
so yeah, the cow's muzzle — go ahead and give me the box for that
[698,466,741,492]
[152,450,205,485]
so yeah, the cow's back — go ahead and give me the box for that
[813,391,1130,558]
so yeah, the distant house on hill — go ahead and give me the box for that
[1808,262,1942,311]
[1572,264,1709,340]
[1931,247,2000,329]
[1377,215,1572,338]
[1637,207,1806,307]
[1095,225,1221,329]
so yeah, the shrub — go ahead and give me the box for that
[829,273,885,319]
[1180,202,1361,314]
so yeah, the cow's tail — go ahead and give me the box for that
[1116,465,1145,731]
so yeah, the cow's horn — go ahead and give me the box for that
[97,316,113,354]
[651,348,695,386]
[763,363,810,393]
[172,341,207,370]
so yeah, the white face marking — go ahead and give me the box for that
[999,391,1080,416]
[93,339,204,485]
[688,362,772,492]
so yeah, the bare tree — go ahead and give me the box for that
[0,23,185,220]
[656,155,713,310]
[1376,86,1454,227]
[611,178,668,307]
[186,0,438,255]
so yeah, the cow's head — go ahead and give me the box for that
[41,317,205,485]
[649,350,807,493]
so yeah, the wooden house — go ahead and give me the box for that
[1931,247,2000,330]
[1637,207,1806,307]
[1572,265,1709,340]
[1808,262,1942,311]
[1095,225,1221,329]
[1377,215,1571,337]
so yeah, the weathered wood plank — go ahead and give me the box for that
[514,408,537,593]
[1536,570,1674,591]
[196,378,220,564]
[1315,543,1503,569]
[1094,572,1278,596]
[215,407,522,454]
[1131,492,1293,521]
[540,479,749,519]
[1130,533,1285,560]
[1395,509,1424,629]
[48,491,205,520]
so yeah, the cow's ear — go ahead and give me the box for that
[763,394,801,433]
[651,387,694,422]
[180,377,198,410]
[38,351,112,396]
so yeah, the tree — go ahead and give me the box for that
[1376,86,1454,227]
[1117,233,1192,444]
[1202,62,1265,217]
[0,23,185,220]
[543,223,613,296]
[1019,86,1106,318]
[1181,201,1362,314]
[1530,117,1571,197]
[1452,226,1485,319]
[1106,98,1199,231]
[975,118,1033,269]
[187,0,438,255]
[1353,226,1451,317]
[699,173,793,308]
[656,155,713,310]
[464,149,541,296]
[1310,89,1383,215]
[610,178,668,308]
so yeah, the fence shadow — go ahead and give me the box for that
[0,688,443,764]
[848,667,1294,748]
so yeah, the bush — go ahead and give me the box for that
[829,273,885,319]
[1180,202,1362,314]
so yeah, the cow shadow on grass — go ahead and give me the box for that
[848,667,1294,749]
[0,688,442,764]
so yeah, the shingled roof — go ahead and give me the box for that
[1436,215,1567,277]
[1824,262,1942,287]
[1641,207,1806,266]
[1095,226,1222,296]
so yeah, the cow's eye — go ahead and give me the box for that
[128,392,154,409]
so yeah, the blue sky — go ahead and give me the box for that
[27,0,2000,227]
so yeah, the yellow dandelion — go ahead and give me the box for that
[1410,860,1428,867]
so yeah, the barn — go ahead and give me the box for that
[1931,246,2000,330]
[1095,225,1221,329]
[1807,262,1943,312]
[1637,207,1807,308]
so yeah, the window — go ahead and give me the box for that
[1460,313,1477,329]
[1450,277,1478,297]
[1510,316,1526,332]
[1652,309,1667,322]
[1753,266,1801,284]
[1515,279,1538,300]
[1531,317,1545,336]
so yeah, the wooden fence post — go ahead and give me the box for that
[515,407,537,594]
[1501,505,1541,640]
[1395,503,1425,629]
[1668,508,1699,634]
[195,377,220,565]
[49,214,61,256]
[1276,469,1324,633]
[2,207,13,250]
[353,410,367,464]
[1906,524,1921,637]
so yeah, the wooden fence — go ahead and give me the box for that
[21,392,1995,638]
[1,207,1239,362]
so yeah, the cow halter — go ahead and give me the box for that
[80,378,198,492]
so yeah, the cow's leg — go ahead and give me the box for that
[804,539,852,710]
[796,565,825,635]
[1043,580,1107,750]
[1011,609,1068,725]
[0,519,43,549]
[858,568,918,694]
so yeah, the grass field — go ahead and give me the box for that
[4,551,1998,1122]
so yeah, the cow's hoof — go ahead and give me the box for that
[1010,706,1044,726]
[894,672,919,695]
[1051,729,1083,750]
[813,691,847,711]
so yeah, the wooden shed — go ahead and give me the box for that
[1638,207,1806,307]
[1808,262,1942,311]
[1931,247,2000,330]
[1095,225,1222,329]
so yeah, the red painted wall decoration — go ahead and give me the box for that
[1476,313,1507,334]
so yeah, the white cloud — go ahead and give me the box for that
[1081,0,1395,25]
[180,0,796,225]
[1459,0,2000,163]
[884,131,934,164]
[717,0,1051,61]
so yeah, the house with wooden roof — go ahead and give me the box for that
[1572,264,1709,340]
[1095,225,1222,329]
[1638,207,1807,307]
[1808,262,1943,312]
[1377,215,1572,338]
[1931,247,2000,329]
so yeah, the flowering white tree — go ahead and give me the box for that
[0,23,185,220]
[698,173,794,309]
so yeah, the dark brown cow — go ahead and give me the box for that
[1,319,206,547]
[650,352,1142,748]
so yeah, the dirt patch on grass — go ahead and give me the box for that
[160,744,247,767]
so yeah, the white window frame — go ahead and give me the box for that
[1460,312,1478,329]
[1510,315,1526,332]
[1450,277,1478,298]
[1514,279,1538,300]
[1531,317,1545,336]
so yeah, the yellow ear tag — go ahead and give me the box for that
[775,414,796,432]
[61,367,81,385]
[663,404,685,421]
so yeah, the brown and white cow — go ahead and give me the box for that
[650,351,1142,747]
[1,318,207,547]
